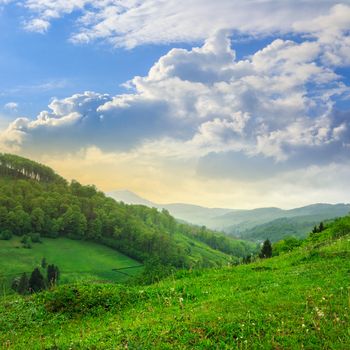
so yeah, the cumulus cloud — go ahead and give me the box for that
[1,23,349,166]
[294,4,350,66]
[24,18,51,33]
[7,0,340,48]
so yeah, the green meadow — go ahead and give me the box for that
[0,237,143,293]
[1,230,349,349]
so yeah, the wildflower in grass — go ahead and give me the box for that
[179,297,184,309]
[315,307,324,318]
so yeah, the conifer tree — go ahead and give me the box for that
[259,239,272,259]
[47,264,60,286]
[319,222,324,232]
[29,268,45,292]
[17,273,29,294]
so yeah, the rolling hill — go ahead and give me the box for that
[109,190,350,241]
[221,204,350,241]
[108,190,232,225]
[1,214,349,348]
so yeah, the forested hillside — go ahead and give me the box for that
[238,215,332,242]
[0,154,254,270]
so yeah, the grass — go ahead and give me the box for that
[0,233,349,349]
[173,233,233,266]
[0,237,143,293]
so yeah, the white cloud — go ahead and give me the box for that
[9,0,340,48]
[24,18,50,33]
[4,102,18,111]
[1,26,348,165]
[294,4,350,66]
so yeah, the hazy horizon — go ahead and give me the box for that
[107,188,350,211]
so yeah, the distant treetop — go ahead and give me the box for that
[0,153,66,184]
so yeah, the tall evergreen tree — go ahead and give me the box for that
[319,222,324,232]
[259,239,272,259]
[17,273,29,295]
[47,264,60,286]
[29,268,45,292]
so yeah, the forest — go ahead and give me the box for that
[0,153,254,270]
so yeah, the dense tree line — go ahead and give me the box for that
[0,153,66,184]
[0,154,254,269]
[178,224,256,257]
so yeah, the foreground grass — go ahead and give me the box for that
[0,237,142,292]
[0,234,349,349]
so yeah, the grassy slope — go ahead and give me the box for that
[173,233,233,266]
[0,233,349,349]
[0,237,142,292]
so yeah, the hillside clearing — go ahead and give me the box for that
[0,237,143,293]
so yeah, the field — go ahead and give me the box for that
[0,237,143,293]
[0,232,349,349]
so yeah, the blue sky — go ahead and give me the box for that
[0,2,280,118]
[0,1,349,208]
[0,2,185,117]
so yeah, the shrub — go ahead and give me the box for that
[21,234,32,248]
[273,236,302,256]
[0,230,12,240]
[39,284,140,316]
[30,232,42,243]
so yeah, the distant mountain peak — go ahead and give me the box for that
[107,189,350,241]
[107,190,156,207]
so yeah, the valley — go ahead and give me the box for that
[0,154,349,348]
[109,190,350,241]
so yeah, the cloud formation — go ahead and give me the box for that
[4,102,18,111]
[12,0,341,47]
[294,4,350,66]
[2,5,350,163]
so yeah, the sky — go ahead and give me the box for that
[0,0,350,209]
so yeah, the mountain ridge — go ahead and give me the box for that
[108,190,350,241]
